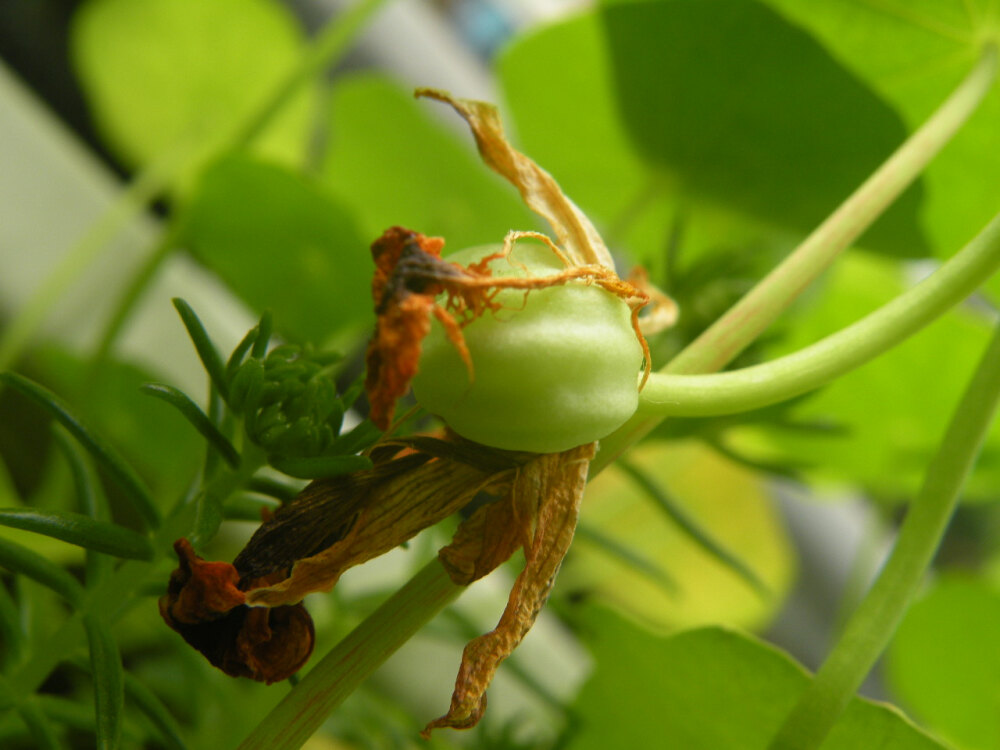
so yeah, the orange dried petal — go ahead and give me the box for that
[424,442,596,735]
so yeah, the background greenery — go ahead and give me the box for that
[1,0,999,748]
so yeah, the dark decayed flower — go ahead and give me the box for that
[160,89,675,734]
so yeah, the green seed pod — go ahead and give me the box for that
[411,243,644,453]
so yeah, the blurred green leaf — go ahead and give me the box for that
[499,2,927,265]
[182,155,371,344]
[31,348,202,507]
[0,372,160,531]
[0,537,84,606]
[569,607,944,749]
[0,509,152,561]
[70,0,310,181]
[84,614,124,750]
[885,576,1000,750]
[739,251,1000,502]
[321,75,535,251]
[601,0,926,256]
[760,0,1000,266]
[140,384,240,469]
[561,440,793,630]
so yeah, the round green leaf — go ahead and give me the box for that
[561,440,793,630]
[70,0,310,179]
[571,607,945,749]
[499,3,927,259]
[321,74,535,251]
[761,0,1000,266]
[182,155,371,344]
[885,576,1000,750]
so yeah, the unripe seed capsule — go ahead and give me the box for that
[411,243,643,453]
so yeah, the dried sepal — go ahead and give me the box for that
[423,441,596,735]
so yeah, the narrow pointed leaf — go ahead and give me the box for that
[0,537,84,605]
[0,372,159,530]
[16,694,61,750]
[140,384,240,468]
[84,614,124,750]
[122,673,187,750]
[0,509,153,561]
[52,425,114,583]
[171,298,229,399]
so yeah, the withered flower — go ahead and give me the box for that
[161,89,674,735]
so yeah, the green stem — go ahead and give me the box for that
[637,210,1000,417]
[594,43,998,472]
[767,318,1000,750]
[239,41,1000,749]
[236,560,461,750]
[0,0,392,374]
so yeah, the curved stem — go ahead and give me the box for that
[236,560,462,750]
[767,317,1000,750]
[594,43,998,472]
[638,210,1000,417]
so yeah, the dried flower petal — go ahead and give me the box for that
[242,438,525,607]
[159,539,314,684]
[415,89,613,269]
[423,441,596,735]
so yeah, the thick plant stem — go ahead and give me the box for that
[236,560,462,750]
[637,210,1000,417]
[0,0,391,373]
[594,43,998,472]
[767,318,1000,750]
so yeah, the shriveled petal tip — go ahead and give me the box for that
[425,442,596,735]
[415,88,614,270]
[159,539,314,684]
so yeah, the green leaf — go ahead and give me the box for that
[52,425,112,585]
[760,1,1000,265]
[70,0,310,181]
[121,673,187,750]
[0,509,153,561]
[570,607,944,749]
[617,458,769,594]
[140,383,240,469]
[0,372,160,530]
[181,155,371,343]
[561,440,793,630]
[171,298,230,400]
[498,3,927,264]
[84,614,124,750]
[29,347,203,504]
[15,694,61,750]
[885,576,1000,750]
[321,74,536,251]
[600,0,927,257]
[0,536,84,606]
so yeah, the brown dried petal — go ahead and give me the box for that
[423,442,596,735]
[159,540,314,684]
[416,89,614,270]
[245,450,516,608]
